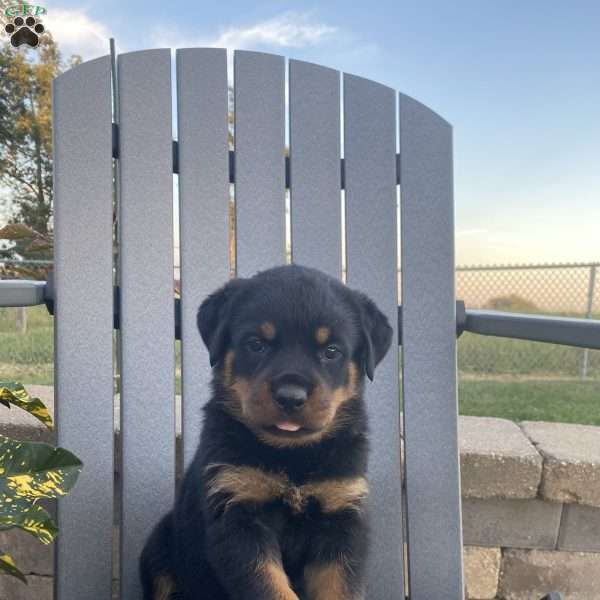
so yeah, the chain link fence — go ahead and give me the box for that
[457,262,600,379]
[1,259,599,379]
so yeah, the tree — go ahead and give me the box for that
[0,16,81,275]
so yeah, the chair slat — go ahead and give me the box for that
[234,50,285,276]
[289,59,341,277]
[117,49,176,599]
[399,92,464,600]
[53,55,114,599]
[176,48,230,468]
[344,73,405,600]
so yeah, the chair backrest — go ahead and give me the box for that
[52,48,462,600]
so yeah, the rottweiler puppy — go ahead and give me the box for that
[140,264,393,600]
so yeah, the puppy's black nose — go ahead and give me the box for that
[273,384,308,413]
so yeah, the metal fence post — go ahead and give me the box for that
[15,306,27,334]
[581,265,597,378]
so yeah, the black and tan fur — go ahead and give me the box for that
[140,264,392,600]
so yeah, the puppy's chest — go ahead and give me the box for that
[204,463,368,516]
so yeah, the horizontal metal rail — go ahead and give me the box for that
[1,278,599,350]
[0,280,47,306]
[464,309,600,350]
[111,123,401,188]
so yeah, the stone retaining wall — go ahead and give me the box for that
[460,416,600,600]
[1,386,599,599]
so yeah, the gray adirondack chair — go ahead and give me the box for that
[3,46,595,599]
[53,46,460,600]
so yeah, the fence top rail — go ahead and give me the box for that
[178,263,596,278]
[3,260,598,271]
[457,261,600,272]
[0,258,53,265]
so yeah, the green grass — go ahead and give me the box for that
[459,379,600,426]
[458,332,600,377]
[0,306,187,391]
[1,306,600,425]
[0,306,54,384]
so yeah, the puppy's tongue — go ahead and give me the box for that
[275,421,301,432]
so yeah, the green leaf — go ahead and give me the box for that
[0,503,57,545]
[0,435,81,544]
[0,434,82,501]
[0,383,53,429]
[0,550,27,583]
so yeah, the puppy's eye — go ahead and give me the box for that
[322,345,342,361]
[246,336,267,354]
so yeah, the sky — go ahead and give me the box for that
[15,0,600,265]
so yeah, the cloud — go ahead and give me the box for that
[212,13,337,49]
[151,12,337,51]
[43,8,112,60]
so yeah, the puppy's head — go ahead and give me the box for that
[198,265,392,448]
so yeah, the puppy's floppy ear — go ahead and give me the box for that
[197,278,247,367]
[355,292,393,381]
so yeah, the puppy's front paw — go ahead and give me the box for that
[259,559,300,600]
[304,562,362,600]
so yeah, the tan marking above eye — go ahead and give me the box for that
[260,321,276,340]
[204,464,368,514]
[315,326,331,345]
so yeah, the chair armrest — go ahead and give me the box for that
[0,280,47,307]
[463,310,600,350]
